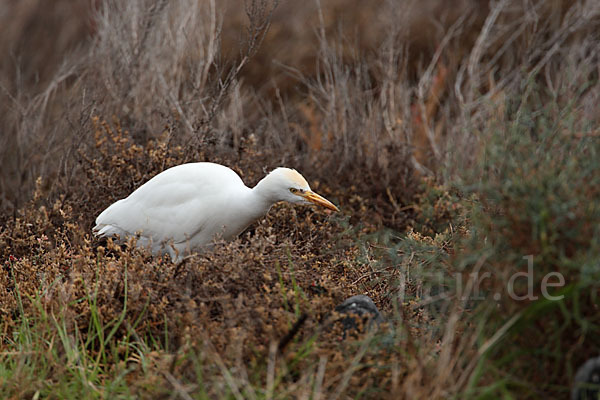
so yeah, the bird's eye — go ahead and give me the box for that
[290,188,298,194]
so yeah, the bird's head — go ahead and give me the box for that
[259,167,339,211]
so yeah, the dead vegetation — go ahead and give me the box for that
[1,0,600,398]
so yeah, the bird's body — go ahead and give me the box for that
[94,162,337,261]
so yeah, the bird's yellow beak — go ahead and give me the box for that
[302,191,339,211]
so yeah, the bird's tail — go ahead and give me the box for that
[93,224,123,238]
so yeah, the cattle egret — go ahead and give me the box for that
[93,162,338,262]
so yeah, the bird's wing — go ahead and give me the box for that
[94,163,245,246]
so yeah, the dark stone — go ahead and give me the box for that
[572,356,600,400]
[334,295,384,336]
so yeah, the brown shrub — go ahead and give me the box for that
[0,119,421,397]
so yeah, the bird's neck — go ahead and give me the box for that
[223,186,273,235]
[250,176,280,213]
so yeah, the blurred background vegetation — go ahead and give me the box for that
[1,0,599,398]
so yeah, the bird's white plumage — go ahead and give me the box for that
[94,162,338,262]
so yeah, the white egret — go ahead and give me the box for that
[93,162,338,262]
